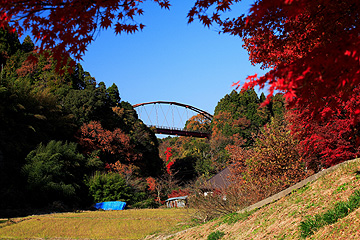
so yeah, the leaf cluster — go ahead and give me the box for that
[1,0,171,70]
[289,90,360,170]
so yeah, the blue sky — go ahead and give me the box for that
[79,1,266,117]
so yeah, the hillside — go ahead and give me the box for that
[152,158,360,239]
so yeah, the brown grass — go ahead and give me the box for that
[0,208,194,239]
[169,158,360,240]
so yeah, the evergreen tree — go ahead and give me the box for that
[21,36,35,53]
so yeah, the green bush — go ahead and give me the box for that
[87,172,133,203]
[207,230,225,240]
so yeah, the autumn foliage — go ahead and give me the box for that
[77,120,139,162]
[189,0,360,120]
[289,90,360,170]
[0,0,170,70]
[106,161,139,182]
[164,147,174,175]
[188,0,360,171]
[184,114,211,133]
[167,189,189,199]
[227,117,310,200]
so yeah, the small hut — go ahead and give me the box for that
[165,196,188,208]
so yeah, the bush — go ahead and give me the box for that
[87,172,133,203]
[188,183,257,222]
[207,231,225,240]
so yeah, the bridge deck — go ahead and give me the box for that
[150,126,211,138]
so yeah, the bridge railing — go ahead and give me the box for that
[148,125,211,134]
[147,125,211,138]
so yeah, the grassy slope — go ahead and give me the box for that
[0,208,194,239]
[168,158,360,240]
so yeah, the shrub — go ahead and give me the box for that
[207,231,225,240]
[188,183,257,222]
[131,198,161,209]
[87,172,133,203]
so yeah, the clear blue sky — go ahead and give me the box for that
[79,1,266,116]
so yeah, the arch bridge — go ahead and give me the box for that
[133,101,213,138]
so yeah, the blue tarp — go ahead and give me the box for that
[94,201,126,210]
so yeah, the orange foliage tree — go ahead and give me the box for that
[227,117,310,200]
[106,161,139,183]
[77,120,140,163]
[184,114,211,133]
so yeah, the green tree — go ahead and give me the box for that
[107,83,121,107]
[214,90,264,146]
[21,36,35,53]
[213,89,285,147]
[0,27,21,67]
[22,140,88,206]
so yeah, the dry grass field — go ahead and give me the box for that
[0,208,194,239]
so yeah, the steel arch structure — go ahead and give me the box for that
[133,101,213,121]
[133,101,213,138]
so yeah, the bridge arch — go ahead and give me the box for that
[133,101,213,138]
[133,101,213,121]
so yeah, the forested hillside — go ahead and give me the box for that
[0,29,163,214]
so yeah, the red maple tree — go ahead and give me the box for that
[0,0,170,70]
[188,0,360,119]
[164,147,174,175]
[288,90,360,169]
